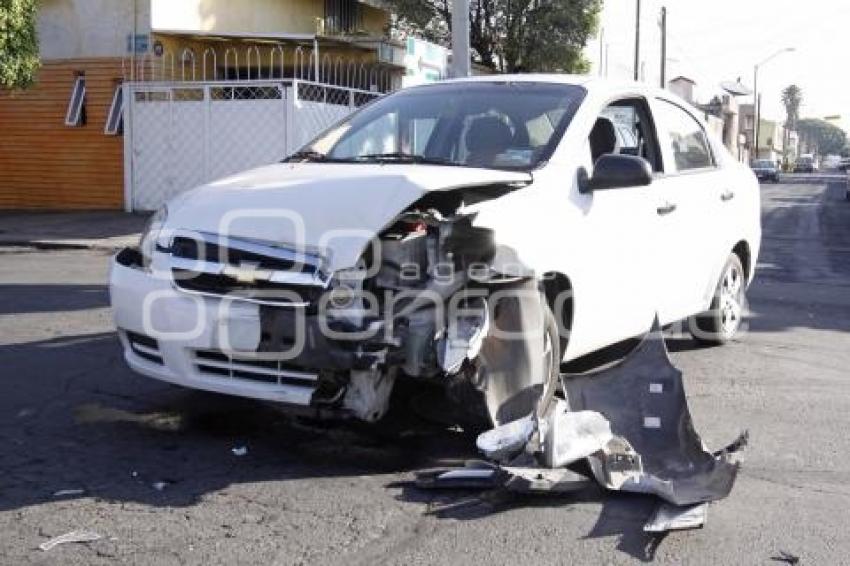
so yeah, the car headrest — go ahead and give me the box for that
[589,117,619,162]
[466,116,514,156]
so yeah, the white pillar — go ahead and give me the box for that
[451,0,471,77]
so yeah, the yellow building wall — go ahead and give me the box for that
[151,0,387,37]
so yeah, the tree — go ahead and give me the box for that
[797,118,848,156]
[780,84,802,163]
[0,0,40,90]
[387,0,602,73]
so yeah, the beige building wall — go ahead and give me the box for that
[150,0,387,36]
[38,0,151,60]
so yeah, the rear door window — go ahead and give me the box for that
[655,99,715,172]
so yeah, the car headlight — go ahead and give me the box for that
[326,262,368,313]
[139,205,168,266]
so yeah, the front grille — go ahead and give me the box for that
[168,232,329,306]
[171,236,319,275]
[193,349,319,387]
[172,269,324,305]
[126,331,163,365]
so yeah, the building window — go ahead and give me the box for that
[65,75,86,127]
[324,0,362,35]
[104,85,124,135]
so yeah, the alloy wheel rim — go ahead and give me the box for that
[719,263,744,339]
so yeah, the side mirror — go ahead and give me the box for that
[578,154,653,194]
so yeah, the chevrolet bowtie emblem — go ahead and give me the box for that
[223,261,269,284]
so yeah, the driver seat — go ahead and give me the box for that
[466,116,513,168]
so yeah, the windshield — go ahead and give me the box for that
[753,160,774,167]
[293,82,586,171]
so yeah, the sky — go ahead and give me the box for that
[586,0,850,132]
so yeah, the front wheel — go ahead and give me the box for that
[689,254,747,345]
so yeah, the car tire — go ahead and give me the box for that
[689,253,747,345]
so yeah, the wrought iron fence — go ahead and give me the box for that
[124,45,397,93]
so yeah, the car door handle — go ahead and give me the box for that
[721,190,735,202]
[656,202,677,215]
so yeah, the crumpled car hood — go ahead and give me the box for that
[165,163,532,271]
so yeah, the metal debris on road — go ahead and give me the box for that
[644,502,708,532]
[152,481,171,491]
[38,530,102,552]
[231,446,248,457]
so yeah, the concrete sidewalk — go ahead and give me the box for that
[0,211,149,251]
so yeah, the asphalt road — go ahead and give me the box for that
[2,178,850,565]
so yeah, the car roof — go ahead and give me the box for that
[408,73,671,99]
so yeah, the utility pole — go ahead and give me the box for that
[755,92,762,159]
[660,7,667,88]
[753,68,759,160]
[634,0,641,81]
[599,27,605,76]
[451,0,471,78]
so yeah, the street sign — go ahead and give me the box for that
[402,38,448,88]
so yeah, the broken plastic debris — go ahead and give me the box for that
[52,489,85,498]
[416,461,501,490]
[771,550,801,565]
[415,461,592,494]
[231,446,248,457]
[501,466,592,494]
[417,319,745,533]
[643,502,708,532]
[564,321,742,506]
[438,296,490,375]
[541,404,614,468]
[39,530,102,552]
[476,413,535,462]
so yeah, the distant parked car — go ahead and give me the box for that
[838,157,850,172]
[822,155,843,170]
[750,159,780,182]
[794,155,817,173]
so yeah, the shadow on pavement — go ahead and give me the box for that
[1,330,678,563]
[390,477,668,562]
[0,284,109,315]
[0,211,148,242]
[0,331,478,513]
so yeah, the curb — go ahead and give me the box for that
[0,239,130,252]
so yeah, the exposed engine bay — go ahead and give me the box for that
[251,183,552,426]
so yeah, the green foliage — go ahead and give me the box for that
[781,85,802,130]
[0,0,40,90]
[387,0,602,73]
[797,118,848,156]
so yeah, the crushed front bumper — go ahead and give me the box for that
[109,248,373,409]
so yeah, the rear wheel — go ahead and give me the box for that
[689,254,746,345]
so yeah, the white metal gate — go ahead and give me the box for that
[124,80,379,211]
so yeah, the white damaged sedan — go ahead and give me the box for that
[110,75,761,426]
